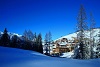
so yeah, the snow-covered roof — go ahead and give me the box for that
[58,42,67,46]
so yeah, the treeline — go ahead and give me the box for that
[0,28,43,54]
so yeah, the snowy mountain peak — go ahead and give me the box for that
[12,33,22,37]
[0,31,22,38]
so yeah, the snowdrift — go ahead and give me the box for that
[60,52,74,58]
[0,46,100,67]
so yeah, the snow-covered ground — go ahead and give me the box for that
[0,46,100,67]
[60,52,74,58]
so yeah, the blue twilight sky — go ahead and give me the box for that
[0,0,100,40]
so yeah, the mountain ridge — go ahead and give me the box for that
[54,28,100,42]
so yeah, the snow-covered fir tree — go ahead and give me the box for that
[89,12,96,59]
[74,5,89,59]
[93,28,100,58]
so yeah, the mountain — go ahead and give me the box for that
[54,28,100,42]
[0,31,22,39]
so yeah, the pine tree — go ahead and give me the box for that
[75,5,88,59]
[25,40,32,50]
[90,12,96,59]
[0,33,2,46]
[95,28,100,58]
[1,28,10,47]
[37,33,43,53]
[10,35,18,48]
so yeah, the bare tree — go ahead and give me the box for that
[23,30,28,40]
[23,30,34,41]
[48,31,52,54]
[44,31,52,55]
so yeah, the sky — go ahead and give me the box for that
[0,0,100,40]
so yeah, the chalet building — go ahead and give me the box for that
[42,37,78,55]
[51,38,77,54]
[52,42,72,54]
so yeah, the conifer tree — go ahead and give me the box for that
[90,12,96,59]
[10,35,18,48]
[75,5,88,59]
[1,28,10,47]
[37,33,43,53]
